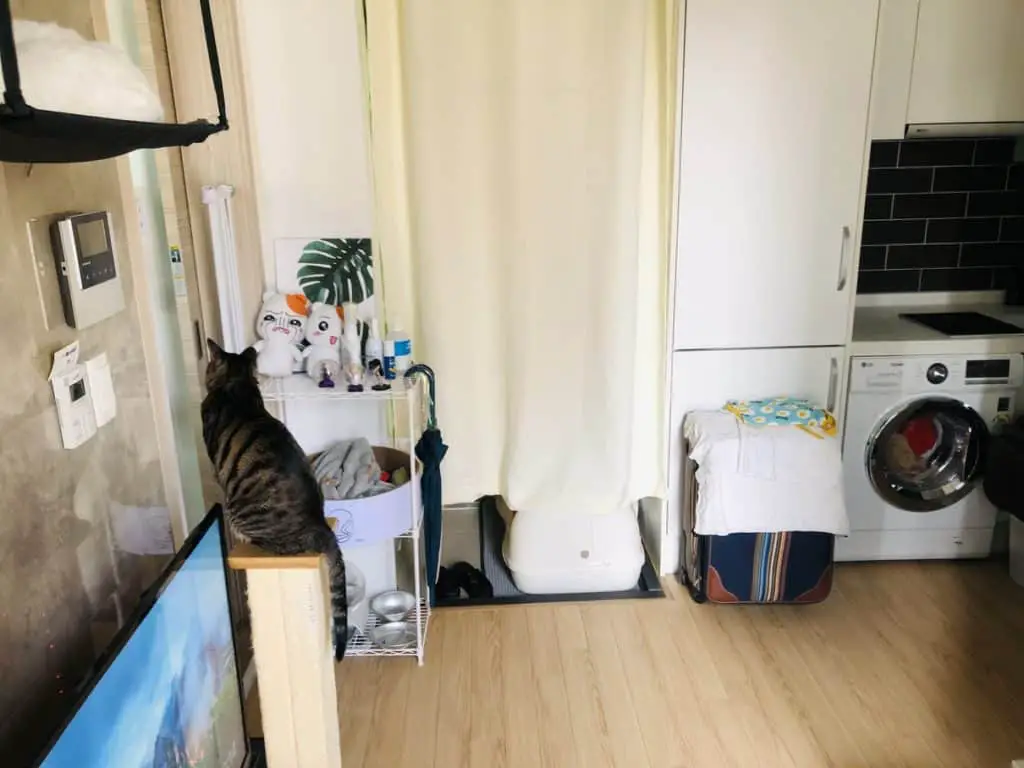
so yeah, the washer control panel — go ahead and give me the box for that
[850,354,1024,392]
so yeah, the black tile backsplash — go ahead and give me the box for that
[857,138,1024,294]
[898,140,976,167]
[960,243,1020,267]
[863,195,892,220]
[886,244,959,269]
[925,217,1000,243]
[1002,217,1024,242]
[857,270,922,294]
[859,245,886,270]
[1010,165,1024,190]
[966,191,1022,216]
[920,268,994,292]
[975,140,1016,165]
[892,192,966,219]
[933,165,1008,192]
[862,219,926,245]
[866,167,933,194]
[869,142,899,168]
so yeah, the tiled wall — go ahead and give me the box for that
[857,138,1024,293]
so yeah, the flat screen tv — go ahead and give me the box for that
[35,507,255,768]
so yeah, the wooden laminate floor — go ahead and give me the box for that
[335,561,1024,768]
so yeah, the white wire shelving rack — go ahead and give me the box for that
[260,373,431,665]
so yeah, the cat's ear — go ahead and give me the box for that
[206,338,225,360]
[241,346,258,364]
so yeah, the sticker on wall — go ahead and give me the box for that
[274,237,376,320]
[169,245,186,297]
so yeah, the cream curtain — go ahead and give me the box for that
[364,0,678,516]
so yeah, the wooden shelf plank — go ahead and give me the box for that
[228,544,324,571]
[227,519,338,571]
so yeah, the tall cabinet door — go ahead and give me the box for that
[672,1,878,350]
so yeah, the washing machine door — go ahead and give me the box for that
[866,396,990,512]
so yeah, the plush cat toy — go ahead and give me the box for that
[303,302,343,388]
[252,292,308,378]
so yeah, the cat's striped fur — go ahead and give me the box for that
[202,339,348,660]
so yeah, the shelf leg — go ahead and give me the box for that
[407,380,426,666]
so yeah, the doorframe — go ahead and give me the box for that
[91,0,197,546]
[137,0,210,366]
[160,0,266,344]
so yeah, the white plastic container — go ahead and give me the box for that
[346,560,369,636]
[319,447,419,548]
[1010,516,1024,587]
[502,507,645,594]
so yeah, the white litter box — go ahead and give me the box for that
[502,506,645,594]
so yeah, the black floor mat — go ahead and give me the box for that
[435,496,663,607]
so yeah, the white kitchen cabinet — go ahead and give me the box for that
[869,0,920,140]
[908,0,1024,128]
[661,346,845,575]
[672,1,877,350]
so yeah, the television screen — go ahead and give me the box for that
[37,512,249,768]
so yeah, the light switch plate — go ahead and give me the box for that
[85,353,116,427]
[49,341,97,450]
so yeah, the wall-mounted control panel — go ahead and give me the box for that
[49,211,125,329]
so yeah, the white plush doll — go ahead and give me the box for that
[341,303,364,392]
[303,302,343,388]
[251,292,308,378]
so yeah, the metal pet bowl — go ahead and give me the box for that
[369,621,417,650]
[370,590,416,623]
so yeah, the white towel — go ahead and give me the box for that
[683,411,849,536]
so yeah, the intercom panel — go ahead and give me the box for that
[49,211,126,329]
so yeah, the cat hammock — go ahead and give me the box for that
[0,0,227,164]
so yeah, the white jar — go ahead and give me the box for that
[345,559,369,636]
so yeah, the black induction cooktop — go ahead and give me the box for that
[899,311,1024,336]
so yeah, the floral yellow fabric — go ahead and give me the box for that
[723,397,837,439]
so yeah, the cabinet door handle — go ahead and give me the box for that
[827,356,838,413]
[836,225,850,291]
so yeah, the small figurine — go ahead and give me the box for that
[252,292,307,378]
[368,359,390,391]
[341,302,364,392]
[303,302,343,388]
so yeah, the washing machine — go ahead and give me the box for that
[839,353,1023,561]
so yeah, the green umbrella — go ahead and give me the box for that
[405,364,446,605]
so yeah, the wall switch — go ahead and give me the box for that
[49,341,97,450]
[85,353,116,427]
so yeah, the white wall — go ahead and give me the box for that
[234,0,375,286]
[233,1,398,595]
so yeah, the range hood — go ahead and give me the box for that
[906,122,1024,139]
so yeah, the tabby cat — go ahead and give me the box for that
[202,339,348,660]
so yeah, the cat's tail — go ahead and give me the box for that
[314,526,349,661]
